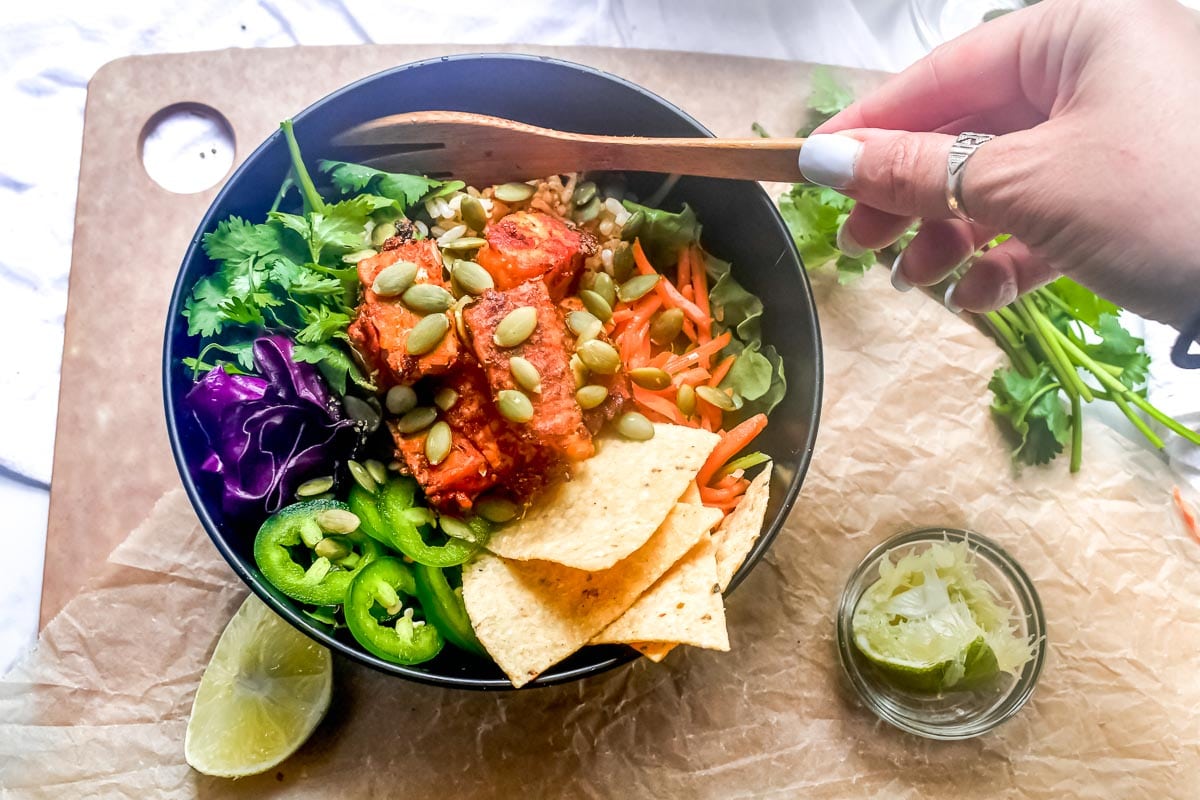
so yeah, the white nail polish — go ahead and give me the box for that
[944,283,962,313]
[798,134,863,189]
[890,251,913,292]
[836,221,868,258]
[995,281,1018,308]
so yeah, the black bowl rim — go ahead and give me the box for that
[162,52,822,691]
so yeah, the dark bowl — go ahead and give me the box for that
[163,54,822,690]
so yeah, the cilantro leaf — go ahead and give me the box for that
[295,306,352,344]
[778,184,854,269]
[621,201,701,264]
[292,341,373,395]
[1045,277,1120,330]
[989,365,1070,466]
[202,217,286,263]
[1087,313,1150,390]
[750,122,770,138]
[797,67,855,137]
[319,160,442,212]
[184,274,231,337]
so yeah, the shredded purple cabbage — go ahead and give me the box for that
[186,335,355,519]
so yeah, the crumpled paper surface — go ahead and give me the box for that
[4,267,1199,799]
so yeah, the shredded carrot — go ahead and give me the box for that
[698,415,715,432]
[712,474,741,490]
[677,247,692,291]
[610,308,634,325]
[700,402,723,432]
[681,285,695,301]
[697,413,769,488]
[665,331,732,374]
[691,245,711,319]
[1174,486,1200,545]
[649,351,673,369]
[708,355,736,387]
[633,387,685,424]
[674,367,711,386]
[628,294,662,332]
[681,318,698,343]
[632,240,709,327]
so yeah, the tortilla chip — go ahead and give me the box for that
[486,424,720,570]
[463,503,723,687]
[714,464,773,590]
[630,642,675,662]
[592,534,728,651]
[679,481,702,505]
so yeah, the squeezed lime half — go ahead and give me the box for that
[851,540,1033,693]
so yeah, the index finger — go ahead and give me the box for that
[817,2,1054,135]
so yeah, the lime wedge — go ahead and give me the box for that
[851,541,1031,693]
[185,595,332,778]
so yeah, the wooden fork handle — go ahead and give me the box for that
[336,112,807,183]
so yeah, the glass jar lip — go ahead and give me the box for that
[836,526,1047,740]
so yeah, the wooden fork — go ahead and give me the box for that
[332,111,806,186]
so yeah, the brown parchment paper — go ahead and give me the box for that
[6,267,1200,799]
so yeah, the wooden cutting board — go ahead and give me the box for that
[42,44,887,626]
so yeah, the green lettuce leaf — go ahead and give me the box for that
[620,200,701,264]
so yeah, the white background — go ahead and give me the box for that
[1,0,1198,674]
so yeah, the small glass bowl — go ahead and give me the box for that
[836,527,1046,740]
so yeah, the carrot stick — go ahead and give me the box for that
[677,247,692,291]
[681,285,695,301]
[674,367,711,386]
[691,245,711,319]
[632,240,709,327]
[665,331,731,374]
[708,355,736,387]
[696,413,768,488]
[650,351,673,369]
[633,387,686,424]
[681,318,698,343]
[610,308,634,325]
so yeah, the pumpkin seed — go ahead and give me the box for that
[396,406,438,434]
[342,395,381,432]
[493,306,538,348]
[590,271,616,308]
[314,537,351,560]
[567,310,602,341]
[617,411,655,441]
[347,460,378,493]
[649,308,685,345]
[303,557,332,585]
[371,221,397,247]
[439,516,477,543]
[365,459,388,485]
[676,383,697,417]
[315,508,361,535]
[342,248,378,264]
[437,224,468,246]
[620,209,645,241]
[497,389,534,423]
[476,496,519,523]
[385,384,418,415]
[572,180,598,207]
[461,195,488,231]
[618,273,660,303]
[629,366,672,390]
[579,289,612,322]
[577,195,602,222]
[372,260,419,297]
[441,236,486,251]
[612,245,636,281]
[299,518,325,548]
[570,354,588,389]
[402,283,454,314]
[296,476,334,497]
[425,421,453,466]
[388,460,403,472]
[405,313,450,355]
[453,295,470,341]
[451,260,494,295]
[434,387,459,411]
[577,339,621,375]
[575,384,608,410]
[509,356,542,394]
[696,385,737,411]
[494,182,536,203]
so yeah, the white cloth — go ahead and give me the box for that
[0,0,1196,674]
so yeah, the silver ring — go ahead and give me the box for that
[946,132,994,223]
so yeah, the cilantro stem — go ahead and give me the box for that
[1070,392,1083,472]
[1012,299,1081,404]
[280,120,325,215]
[983,311,1036,376]
[1109,391,1165,449]
[1022,296,1094,402]
[1033,286,1074,319]
[1053,330,1200,447]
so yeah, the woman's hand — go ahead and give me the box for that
[798,0,1200,329]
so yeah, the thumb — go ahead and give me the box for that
[797,128,1038,227]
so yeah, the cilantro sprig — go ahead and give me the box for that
[181,119,456,394]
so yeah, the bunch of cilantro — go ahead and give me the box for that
[182,119,459,394]
[767,69,1200,471]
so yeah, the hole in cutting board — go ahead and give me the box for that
[140,103,235,193]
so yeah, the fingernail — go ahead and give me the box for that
[995,280,1018,308]
[836,220,869,258]
[944,283,962,314]
[798,134,863,189]
[890,251,913,292]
